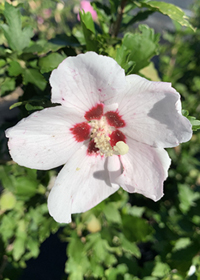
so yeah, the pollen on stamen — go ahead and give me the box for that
[89,117,129,157]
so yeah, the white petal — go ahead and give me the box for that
[6,106,85,170]
[116,138,171,201]
[115,75,192,148]
[107,155,123,188]
[50,52,126,112]
[47,147,119,223]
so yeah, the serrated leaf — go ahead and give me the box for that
[135,1,195,31]
[66,233,90,279]
[117,25,159,73]
[105,264,128,280]
[23,68,47,90]
[119,233,141,258]
[178,184,200,213]
[1,2,33,52]
[39,53,66,73]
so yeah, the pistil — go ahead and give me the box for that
[90,117,129,157]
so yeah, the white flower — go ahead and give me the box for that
[6,52,192,223]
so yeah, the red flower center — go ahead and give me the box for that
[70,103,128,156]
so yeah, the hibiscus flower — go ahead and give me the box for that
[6,52,192,223]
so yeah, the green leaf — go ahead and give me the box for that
[1,2,33,52]
[127,206,145,217]
[0,213,16,242]
[8,61,23,76]
[105,264,128,280]
[0,190,16,211]
[0,166,14,192]
[80,11,95,34]
[122,10,154,29]
[134,1,195,32]
[80,11,97,51]
[178,184,200,214]
[0,59,6,67]
[13,168,39,200]
[182,110,200,131]
[103,203,122,223]
[13,236,26,261]
[117,25,159,73]
[14,176,38,200]
[23,43,44,54]
[116,45,136,74]
[173,238,192,252]
[119,233,141,258]
[122,214,154,242]
[66,233,90,279]
[23,68,47,90]
[91,2,110,34]
[50,34,81,48]
[39,53,66,74]
[108,0,121,14]
[25,103,44,111]
[27,238,40,258]
[188,116,200,131]
[169,244,199,274]
[0,77,15,96]
[152,262,170,277]
[9,101,23,110]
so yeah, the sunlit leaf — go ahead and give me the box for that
[134,1,195,31]
[1,2,33,52]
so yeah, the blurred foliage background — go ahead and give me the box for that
[0,0,200,279]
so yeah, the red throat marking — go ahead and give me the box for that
[87,139,99,155]
[70,122,90,142]
[84,104,104,121]
[104,111,126,128]
[110,130,126,147]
